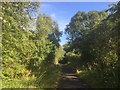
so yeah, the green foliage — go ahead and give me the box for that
[2,76,36,88]
[2,1,120,88]
[54,46,65,64]
[35,62,61,88]
[2,2,40,79]
[78,67,118,88]
[65,11,108,42]
[2,2,62,88]
[64,2,120,88]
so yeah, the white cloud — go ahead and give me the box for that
[50,13,56,20]
[58,21,69,32]
[40,3,55,12]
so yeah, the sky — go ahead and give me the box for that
[40,2,111,45]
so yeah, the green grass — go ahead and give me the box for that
[77,68,119,88]
[2,76,36,88]
[35,65,61,88]
[0,79,1,89]
[2,65,61,88]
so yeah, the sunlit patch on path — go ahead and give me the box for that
[57,65,90,88]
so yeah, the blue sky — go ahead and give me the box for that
[40,2,111,45]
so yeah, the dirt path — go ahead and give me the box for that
[57,65,90,88]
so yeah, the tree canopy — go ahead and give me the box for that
[64,2,120,88]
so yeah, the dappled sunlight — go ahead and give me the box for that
[2,1,120,88]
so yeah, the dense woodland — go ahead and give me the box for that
[1,2,120,88]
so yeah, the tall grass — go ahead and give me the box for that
[77,67,119,88]
[2,64,61,88]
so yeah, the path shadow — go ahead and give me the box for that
[57,64,90,89]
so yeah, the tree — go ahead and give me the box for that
[65,11,108,53]
[64,2,120,87]
[2,2,40,79]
